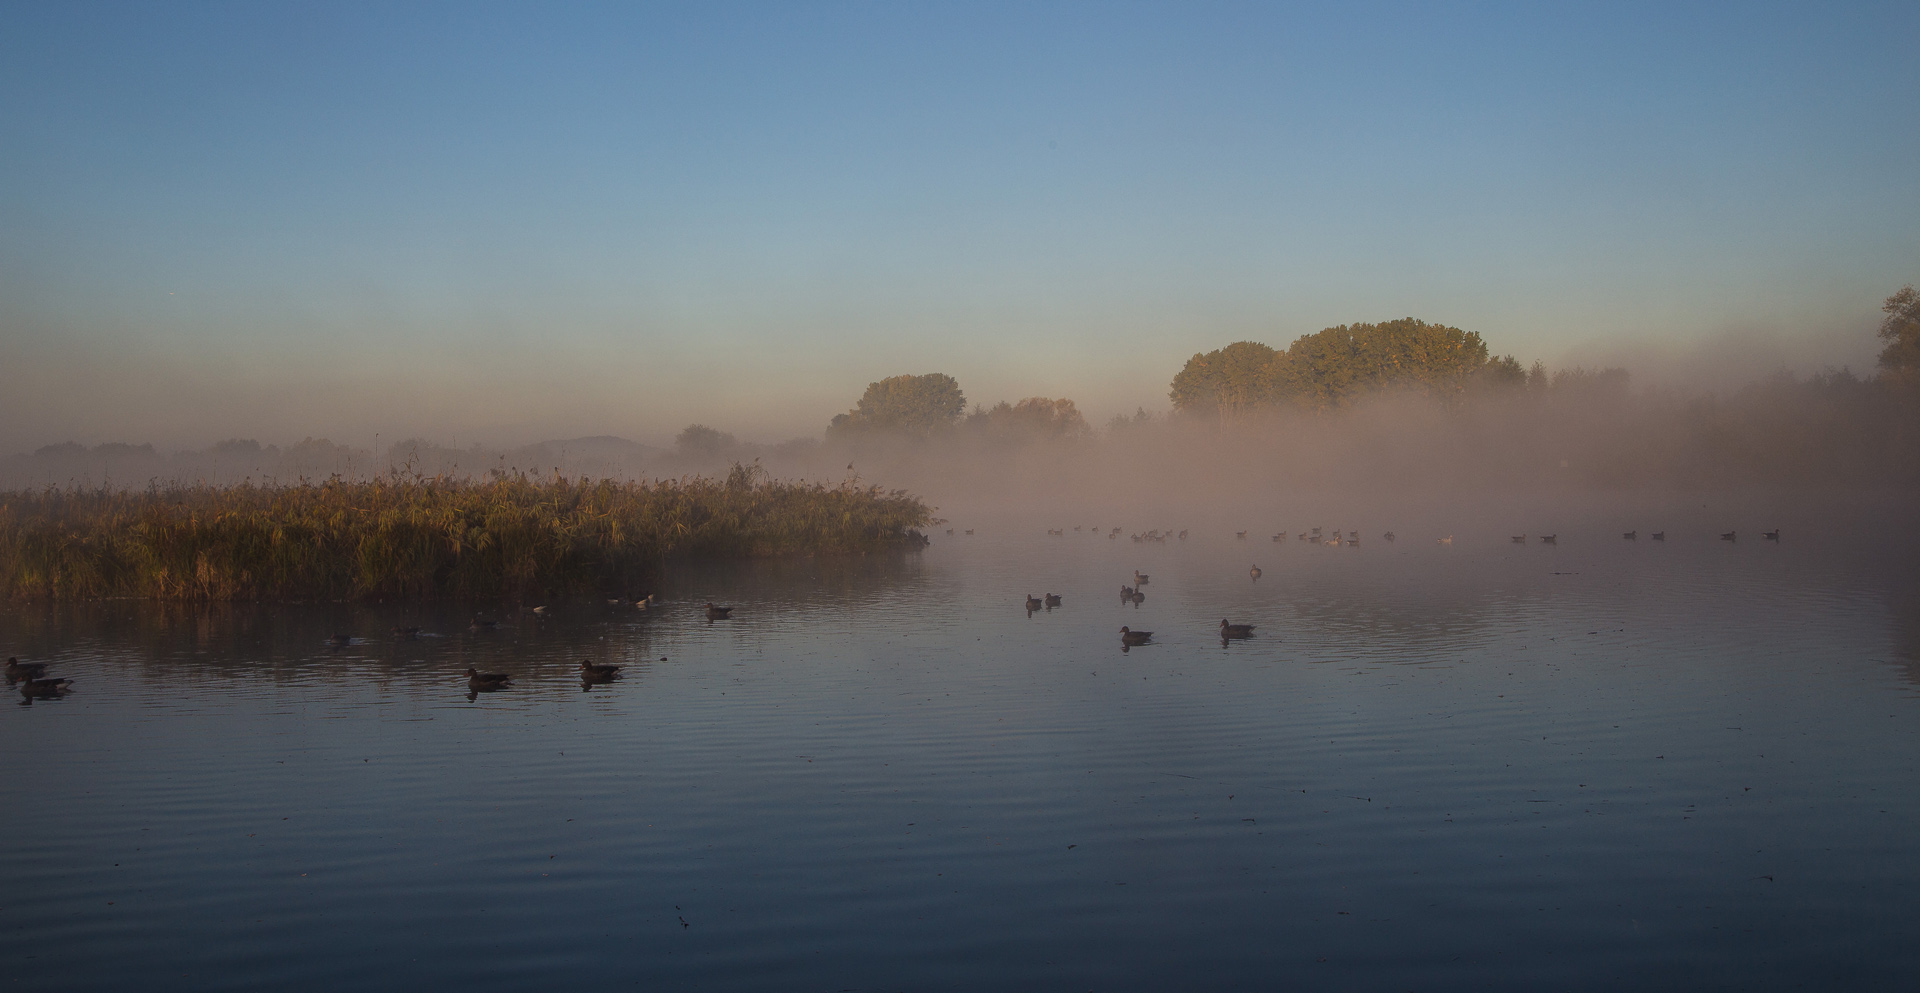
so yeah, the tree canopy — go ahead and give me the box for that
[1170,318,1519,418]
[828,373,967,436]
[1880,285,1920,379]
[964,397,1091,442]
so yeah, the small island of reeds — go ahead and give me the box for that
[0,465,932,601]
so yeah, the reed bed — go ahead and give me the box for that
[0,467,931,601]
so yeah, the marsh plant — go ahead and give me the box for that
[0,464,930,601]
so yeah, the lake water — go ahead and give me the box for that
[4,519,1918,991]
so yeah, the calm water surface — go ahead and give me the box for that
[4,524,1918,991]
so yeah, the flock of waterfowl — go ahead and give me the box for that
[1002,523,1786,651]
[7,657,71,704]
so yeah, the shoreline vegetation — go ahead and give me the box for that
[0,465,932,602]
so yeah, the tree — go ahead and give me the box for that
[1880,285,1920,380]
[964,397,1091,442]
[675,424,737,455]
[828,373,967,437]
[1168,341,1279,421]
[1168,318,1499,418]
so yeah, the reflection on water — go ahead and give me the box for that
[2,527,1918,991]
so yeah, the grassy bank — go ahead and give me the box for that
[0,467,931,601]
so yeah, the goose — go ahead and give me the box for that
[1043,593,1062,607]
[1220,619,1256,639]
[1271,533,1284,541]
[704,603,734,620]
[1539,534,1557,544]
[19,677,71,697]
[1651,532,1665,541]
[1720,531,1737,542]
[579,659,622,680]
[1178,530,1189,540]
[5,658,47,682]
[1130,590,1145,604]
[1133,572,1149,585]
[1348,531,1359,540]
[1119,626,1153,646]
[1347,537,1360,545]
[1623,531,1637,540]
[1120,585,1135,598]
[1025,595,1044,611]
[1249,565,1263,580]
[1763,529,1781,541]
[964,529,974,535]
[465,667,512,690]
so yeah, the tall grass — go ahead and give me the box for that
[0,466,931,601]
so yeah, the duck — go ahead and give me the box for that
[1763,529,1781,541]
[19,677,71,698]
[1249,565,1262,580]
[634,593,657,609]
[1133,571,1149,585]
[465,667,512,691]
[1129,589,1146,605]
[1384,532,1396,541]
[1623,531,1637,540]
[5,658,47,683]
[1539,534,1557,544]
[579,659,622,680]
[1720,531,1737,542]
[1119,626,1153,646]
[1651,532,1665,541]
[1025,595,1044,611]
[1178,530,1189,540]
[470,616,498,632]
[704,603,734,620]
[1120,585,1135,598]
[1220,619,1256,638]
[964,529,975,535]
[1043,593,1062,607]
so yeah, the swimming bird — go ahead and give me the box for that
[325,634,352,647]
[1130,589,1146,605]
[1720,531,1737,542]
[465,667,512,691]
[5,658,47,682]
[1539,534,1556,544]
[704,603,734,620]
[1120,585,1134,598]
[964,529,974,535]
[1651,531,1665,541]
[1025,595,1044,611]
[1623,531,1637,540]
[634,593,657,609]
[470,616,498,632]
[1511,535,1527,543]
[1763,529,1781,541]
[1271,533,1283,541]
[1134,572,1149,585]
[1438,535,1453,545]
[579,659,622,680]
[392,626,420,638]
[1235,531,1248,540]
[1044,593,1062,607]
[1220,619,1256,638]
[1178,530,1189,540]
[1120,626,1153,646]
[19,677,71,698]
[1384,532,1396,541]
[1249,565,1262,580]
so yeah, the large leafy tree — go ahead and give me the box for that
[1168,341,1279,422]
[1880,285,1920,380]
[965,397,1091,441]
[1170,319,1510,417]
[829,373,967,436]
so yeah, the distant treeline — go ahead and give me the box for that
[0,468,931,601]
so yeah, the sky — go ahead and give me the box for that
[2,1,1916,452]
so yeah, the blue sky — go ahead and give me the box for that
[2,1,1915,449]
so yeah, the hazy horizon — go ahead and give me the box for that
[3,2,1915,454]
